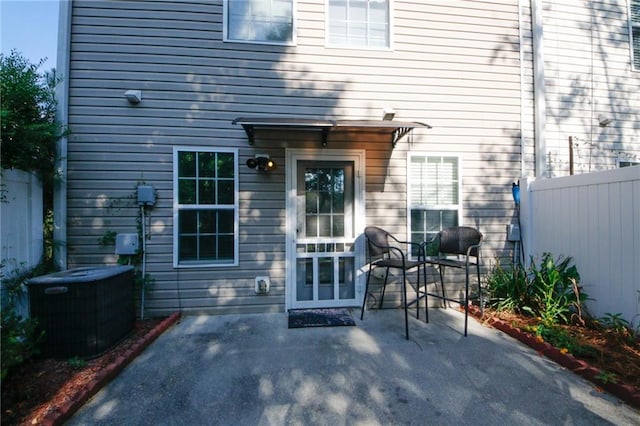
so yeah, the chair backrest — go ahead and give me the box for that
[438,226,482,257]
[364,226,391,259]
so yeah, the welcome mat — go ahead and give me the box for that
[288,308,356,329]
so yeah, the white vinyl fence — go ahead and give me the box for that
[520,166,640,326]
[1,169,43,317]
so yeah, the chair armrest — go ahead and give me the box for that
[386,234,424,259]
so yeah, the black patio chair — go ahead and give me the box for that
[360,226,429,340]
[423,226,483,336]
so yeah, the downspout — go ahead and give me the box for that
[531,0,547,178]
[54,0,72,269]
[518,0,525,177]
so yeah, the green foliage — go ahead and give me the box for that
[485,261,528,312]
[596,313,636,343]
[526,253,582,326]
[0,261,56,381]
[526,323,598,358]
[594,370,619,384]
[486,253,587,326]
[98,230,118,246]
[598,312,630,331]
[0,50,64,183]
[67,356,87,369]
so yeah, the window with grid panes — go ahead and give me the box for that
[173,148,238,266]
[224,0,294,44]
[327,0,390,48]
[408,155,462,257]
[632,0,640,69]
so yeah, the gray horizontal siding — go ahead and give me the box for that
[66,0,527,316]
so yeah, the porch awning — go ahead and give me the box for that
[232,117,431,148]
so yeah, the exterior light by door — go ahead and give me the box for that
[246,154,276,171]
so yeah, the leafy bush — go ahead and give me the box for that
[0,50,63,182]
[525,253,583,326]
[0,263,51,381]
[485,253,587,326]
[485,261,528,312]
[595,313,637,344]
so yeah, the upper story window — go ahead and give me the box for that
[407,154,462,256]
[173,148,239,267]
[327,0,391,49]
[631,0,640,69]
[224,0,295,45]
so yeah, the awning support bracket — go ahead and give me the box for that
[245,125,255,145]
[321,127,330,147]
[392,127,412,148]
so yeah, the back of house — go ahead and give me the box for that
[56,0,640,317]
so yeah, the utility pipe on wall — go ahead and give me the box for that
[53,0,72,269]
[531,0,547,178]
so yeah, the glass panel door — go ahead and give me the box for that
[293,161,356,307]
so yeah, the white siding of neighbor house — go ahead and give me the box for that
[540,0,640,176]
[65,0,527,316]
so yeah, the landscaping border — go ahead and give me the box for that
[468,306,640,409]
[40,312,181,426]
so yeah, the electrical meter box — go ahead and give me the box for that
[137,185,155,206]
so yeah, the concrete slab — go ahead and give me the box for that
[68,308,639,425]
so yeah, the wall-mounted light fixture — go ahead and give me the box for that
[598,114,613,127]
[124,90,142,104]
[246,154,276,172]
[382,107,396,121]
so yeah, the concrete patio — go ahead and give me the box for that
[68,308,639,425]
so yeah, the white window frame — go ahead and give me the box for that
[406,153,463,257]
[223,0,297,46]
[173,147,239,268]
[325,0,393,50]
[630,0,640,71]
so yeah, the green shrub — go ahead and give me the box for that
[485,261,528,312]
[485,253,588,326]
[0,261,55,381]
[1,309,43,381]
[525,253,583,326]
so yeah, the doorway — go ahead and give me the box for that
[285,150,365,309]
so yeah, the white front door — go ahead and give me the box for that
[286,150,365,309]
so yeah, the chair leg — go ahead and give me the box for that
[476,262,483,316]
[439,266,447,308]
[360,263,374,320]
[416,266,421,320]
[402,270,409,340]
[424,263,430,324]
[464,267,470,337]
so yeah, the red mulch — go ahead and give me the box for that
[1,318,163,426]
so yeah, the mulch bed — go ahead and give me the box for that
[1,312,180,426]
[468,306,640,409]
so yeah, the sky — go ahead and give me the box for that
[1,0,61,69]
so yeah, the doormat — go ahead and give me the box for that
[288,308,356,329]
